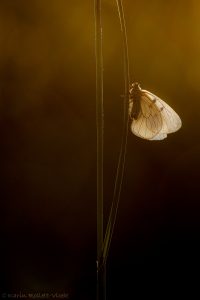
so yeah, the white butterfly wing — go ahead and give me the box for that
[143,90,182,134]
[130,94,163,140]
[130,88,182,141]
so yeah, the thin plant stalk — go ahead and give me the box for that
[94,0,105,299]
[101,0,130,266]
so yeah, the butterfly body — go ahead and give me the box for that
[129,82,182,140]
[129,82,141,120]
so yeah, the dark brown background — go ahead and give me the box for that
[0,0,200,299]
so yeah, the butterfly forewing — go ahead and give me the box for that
[143,90,182,134]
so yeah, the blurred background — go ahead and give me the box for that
[0,0,200,299]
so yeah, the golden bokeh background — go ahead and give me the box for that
[1,1,200,299]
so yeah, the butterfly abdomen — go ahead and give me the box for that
[131,96,141,120]
[129,82,143,120]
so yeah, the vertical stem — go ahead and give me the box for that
[94,0,105,299]
[101,0,130,266]
[116,0,130,89]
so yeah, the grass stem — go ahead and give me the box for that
[94,0,105,299]
[101,0,130,266]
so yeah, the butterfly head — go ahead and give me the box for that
[129,82,141,96]
[131,82,141,90]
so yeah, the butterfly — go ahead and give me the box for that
[129,82,182,140]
